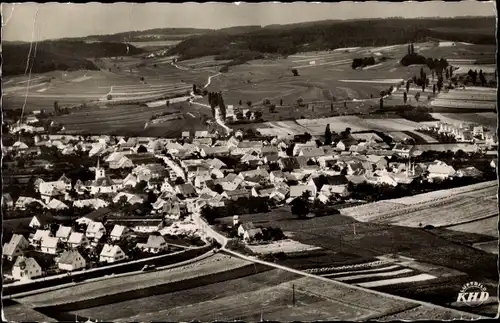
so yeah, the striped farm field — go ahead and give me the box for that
[340,181,498,228]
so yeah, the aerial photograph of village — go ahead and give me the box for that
[1,1,498,322]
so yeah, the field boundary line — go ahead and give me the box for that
[220,248,486,319]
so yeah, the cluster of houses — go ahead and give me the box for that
[3,207,173,281]
[3,118,498,282]
[418,121,497,145]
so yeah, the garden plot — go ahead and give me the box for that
[429,112,497,128]
[430,99,496,110]
[247,239,321,255]
[472,241,498,255]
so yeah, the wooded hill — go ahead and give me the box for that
[168,17,496,61]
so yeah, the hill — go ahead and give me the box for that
[64,28,212,43]
[2,41,145,76]
[168,17,496,61]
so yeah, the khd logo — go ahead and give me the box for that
[456,282,489,307]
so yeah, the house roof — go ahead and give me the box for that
[311,175,348,189]
[279,157,301,170]
[110,225,127,238]
[33,230,52,241]
[81,207,111,222]
[56,226,72,239]
[14,256,39,269]
[176,183,197,196]
[3,234,27,256]
[300,147,325,158]
[290,185,313,197]
[86,221,105,234]
[100,244,123,257]
[145,235,167,248]
[41,236,59,249]
[58,250,84,265]
[68,232,86,244]
[47,199,68,210]
[224,189,250,197]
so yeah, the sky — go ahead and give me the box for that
[1,1,497,42]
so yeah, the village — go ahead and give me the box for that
[2,107,498,283]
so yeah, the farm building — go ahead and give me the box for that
[238,222,263,242]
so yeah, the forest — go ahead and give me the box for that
[168,17,496,61]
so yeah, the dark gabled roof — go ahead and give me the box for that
[33,214,55,227]
[83,207,112,221]
[312,175,349,189]
[176,183,197,196]
[240,222,256,231]
[279,157,301,170]
[125,153,157,164]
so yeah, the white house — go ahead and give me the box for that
[57,250,86,271]
[238,222,263,242]
[136,235,168,254]
[427,161,456,179]
[67,232,89,249]
[30,229,53,246]
[55,225,73,242]
[99,244,127,263]
[40,236,60,255]
[46,199,69,210]
[15,197,45,210]
[110,225,128,241]
[85,221,106,241]
[12,257,42,281]
[3,234,30,261]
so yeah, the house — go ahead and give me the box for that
[289,185,315,199]
[99,244,127,263]
[107,217,165,233]
[392,144,415,158]
[200,145,231,157]
[57,250,86,271]
[182,131,190,138]
[55,225,72,242]
[298,147,325,159]
[29,214,55,230]
[491,159,497,169]
[112,192,144,205]
[12,256,42,281]
[456,167,483,178]
[195,130,210,138]
[336,138,359,151]
[40,236,60,255]
[39,181,66,203]
[222,189,251,201]
[73,198,109,209]
[238,222,263,242]
[46,199,69,210]
[86,221,106,241]
[278,157,302,171]
[473,126,485,139]
[3,234,30,261]
[2,193,14,209]
[162,202,183,220]
[122,173,138,187]
[30,229,53,247]
[110,225,129,241]
[366,155,388,170]
[76,207,112,226]
[137,235,168,253]
[270,170,286,183]
[175,183,197,198]
[67,232,89,249]
[427,161,456,179]
[308,175,349,197]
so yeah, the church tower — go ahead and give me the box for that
[95,158,105,180]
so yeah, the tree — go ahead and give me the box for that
[415,92,420,102]
[254,111,263,121]
[297,98,304,106]
[245,110,252,120]
[135,180,147,192]
[140,76,145,82]
[280,98,283,106]
[379,97,383,110]
[175,177,185,185]
[137,145,148,153]
[214,184,224,194]
[292,68,299,76]
[479,70,486,86]
[107,94,113,100]
[236,111,244,120]
[192,84,197,93]
[324,124,332,145]
[406,81,410,93]
[53,101,60,115]
[246,100,252,108]
[239,99,242,106]
[330,103,334,111]
[403,91,408,104]
[291,196,309,218]
[269,105,276,113]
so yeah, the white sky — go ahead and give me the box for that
[1,1,497,42]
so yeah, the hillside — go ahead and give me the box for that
[168,17,496,61]
[67,28,212,42]
[2,41,145,76]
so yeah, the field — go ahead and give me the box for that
[247,239,321,255]
[340,181,498,228]
[70,270,482,322]
[17,253,251,308]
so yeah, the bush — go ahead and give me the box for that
[106,94,112,100]
[351,56,375,69]
[400,53,426,66]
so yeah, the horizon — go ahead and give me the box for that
[1,2,496,42]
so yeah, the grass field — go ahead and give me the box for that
[72,271,480,322]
